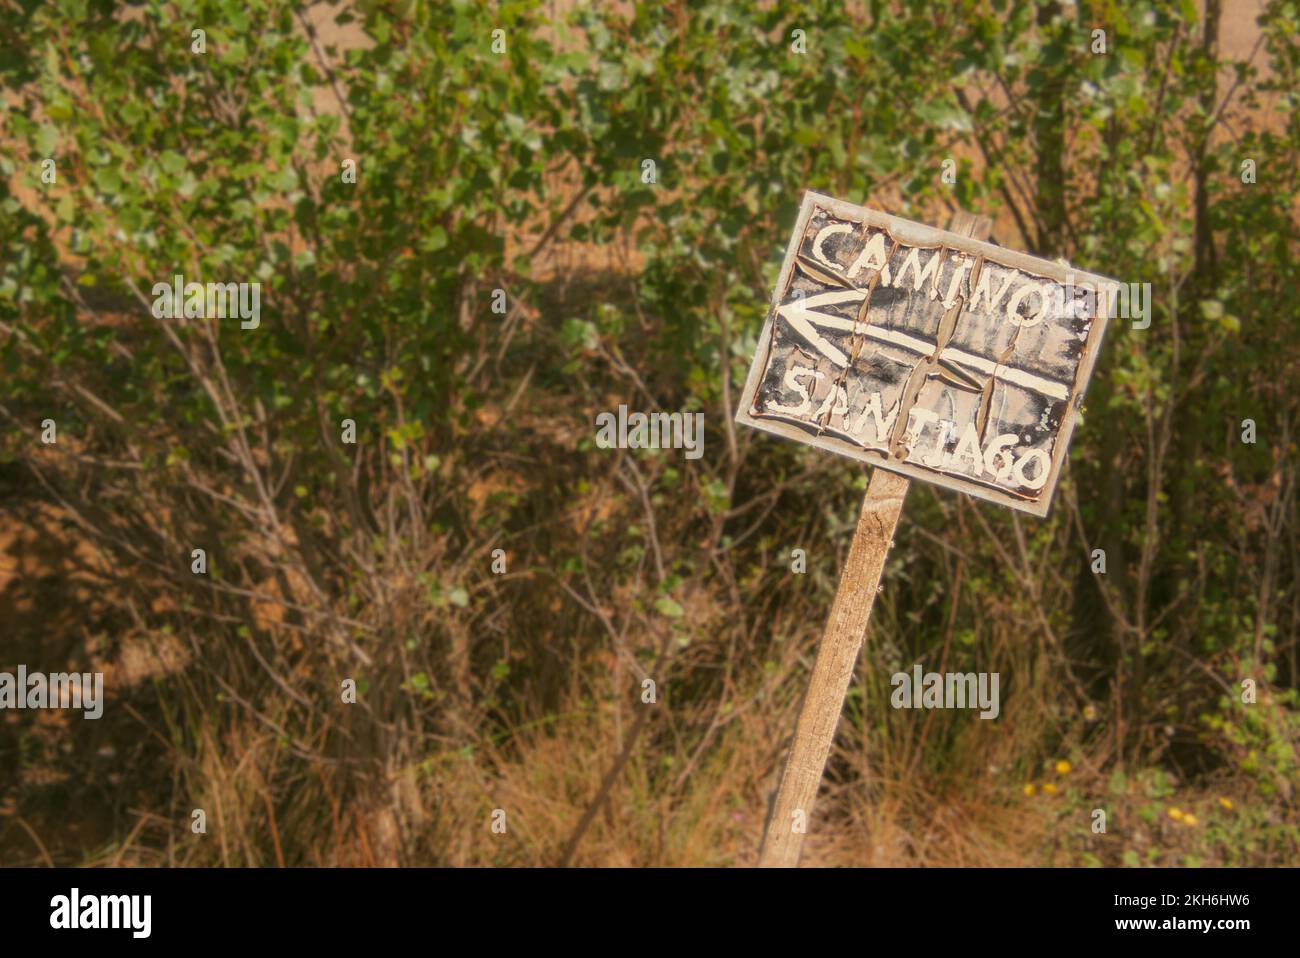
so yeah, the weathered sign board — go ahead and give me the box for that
[739,196,1116,867]
[737,192,1116,516]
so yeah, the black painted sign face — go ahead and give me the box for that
[736,193,1117,516]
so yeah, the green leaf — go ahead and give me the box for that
[654,597,684,618]
[37,124,58,157]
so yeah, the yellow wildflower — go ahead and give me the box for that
[1183,813,1199,827]
[1042,782,1058,795]
[1168,807,1184,821]
[1056,760,1072,775]
[1218,797,1234,811]
[1023,783,1036,796]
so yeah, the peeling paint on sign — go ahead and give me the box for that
[735,192,1116,516]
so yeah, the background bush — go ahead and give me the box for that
[0,0,1296,866]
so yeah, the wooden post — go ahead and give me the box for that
[756,466,910,867]
[757,210,992,867]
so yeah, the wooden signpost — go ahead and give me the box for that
[737,193,1115,867]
